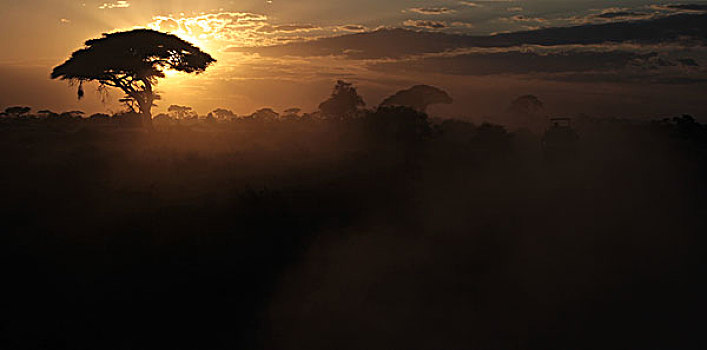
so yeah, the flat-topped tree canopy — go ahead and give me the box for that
[51,29,216,130]
[52,28,215,81]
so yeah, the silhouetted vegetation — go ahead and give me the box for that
[51,29,216,130]
[1,82,706,350]
[318,80,366,119]
[380,85,453,112]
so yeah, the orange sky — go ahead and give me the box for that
[1,1,707,120]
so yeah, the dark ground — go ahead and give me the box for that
[0,113,705,349]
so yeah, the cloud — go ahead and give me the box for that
[409,7,457,15]
[166,9,707,116]
[459,1,481,7]
[256,24,320,33]
[59,18,71,24]
[234,12,707,61]
[147,12,324,47]
[460,0,518,6]
[595,11,645,19]
[577,8,659,23]
[565,4,707,25]
[655,4,707,12]
[98,1,130,9]
[403,20,448,29]
[499,15,547,24]
[338,25,368,32]
[451,22,475,28]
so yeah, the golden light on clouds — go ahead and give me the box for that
[146,12,322,50]
[99,1,130,10]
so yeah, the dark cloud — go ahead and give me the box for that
[500,14,547,23]
[368,51,654,76]
[256,24,320,33]
[364,49,707,87]
[595,11,647,19]
[664,4,707,11]
[403,20,448,29]
[231,13,707,59]
[409,7,457,15]
[338,25,367,32]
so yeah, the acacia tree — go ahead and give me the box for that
[379,85,452,112]
[51,29,216,130]
[168,105,195,120]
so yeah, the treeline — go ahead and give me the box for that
[0,81,452,124]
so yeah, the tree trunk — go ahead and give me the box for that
[141,106,154,132]
[138,79,155,132]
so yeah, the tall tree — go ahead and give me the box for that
[51,29,216,130]
[318,80,365,120]
[379,85,452,112]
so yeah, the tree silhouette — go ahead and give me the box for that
[168,105,195,120]
[507,95,544,116]
[366,106,431,143]
[505,94,547,131]
[51,29,216,130]
[250,108,279,121]
[380,85,452,112]
[4,106,31,118]
[59,111,85,119]
[37,110,59,118]
[211,108,236,120]
[318,80,365,120]
[282,108,302,120]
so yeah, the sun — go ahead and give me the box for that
[174,32,208,50]
[146,19,211,52]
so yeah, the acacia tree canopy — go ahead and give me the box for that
[380,85,452,112]
[51,29,216,129]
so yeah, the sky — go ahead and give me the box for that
[1,0,707,120]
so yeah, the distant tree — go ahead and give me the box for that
[51,29,216,131]
[168,105,196,120]
[365,106,431,142]
[667,114,706,141]
[505,95,547,131]
[380,85,452,112]
[4,106,31,118]
[113,111,142,127]
[250,108,279,121]
[37,109,59,118]
[319,80,365,120]
[59,111,85,119]
[212,108,236,120]
[282,108,302,120]
[435,119,478,144]
[204,112,217,124]
[507,95,544,116]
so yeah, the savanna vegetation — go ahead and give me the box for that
[1,77,706,349]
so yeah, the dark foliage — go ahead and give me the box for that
[379,85,452,112]
[318,80,365,119]
[0,107,705,350]
[51,29,216,129]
